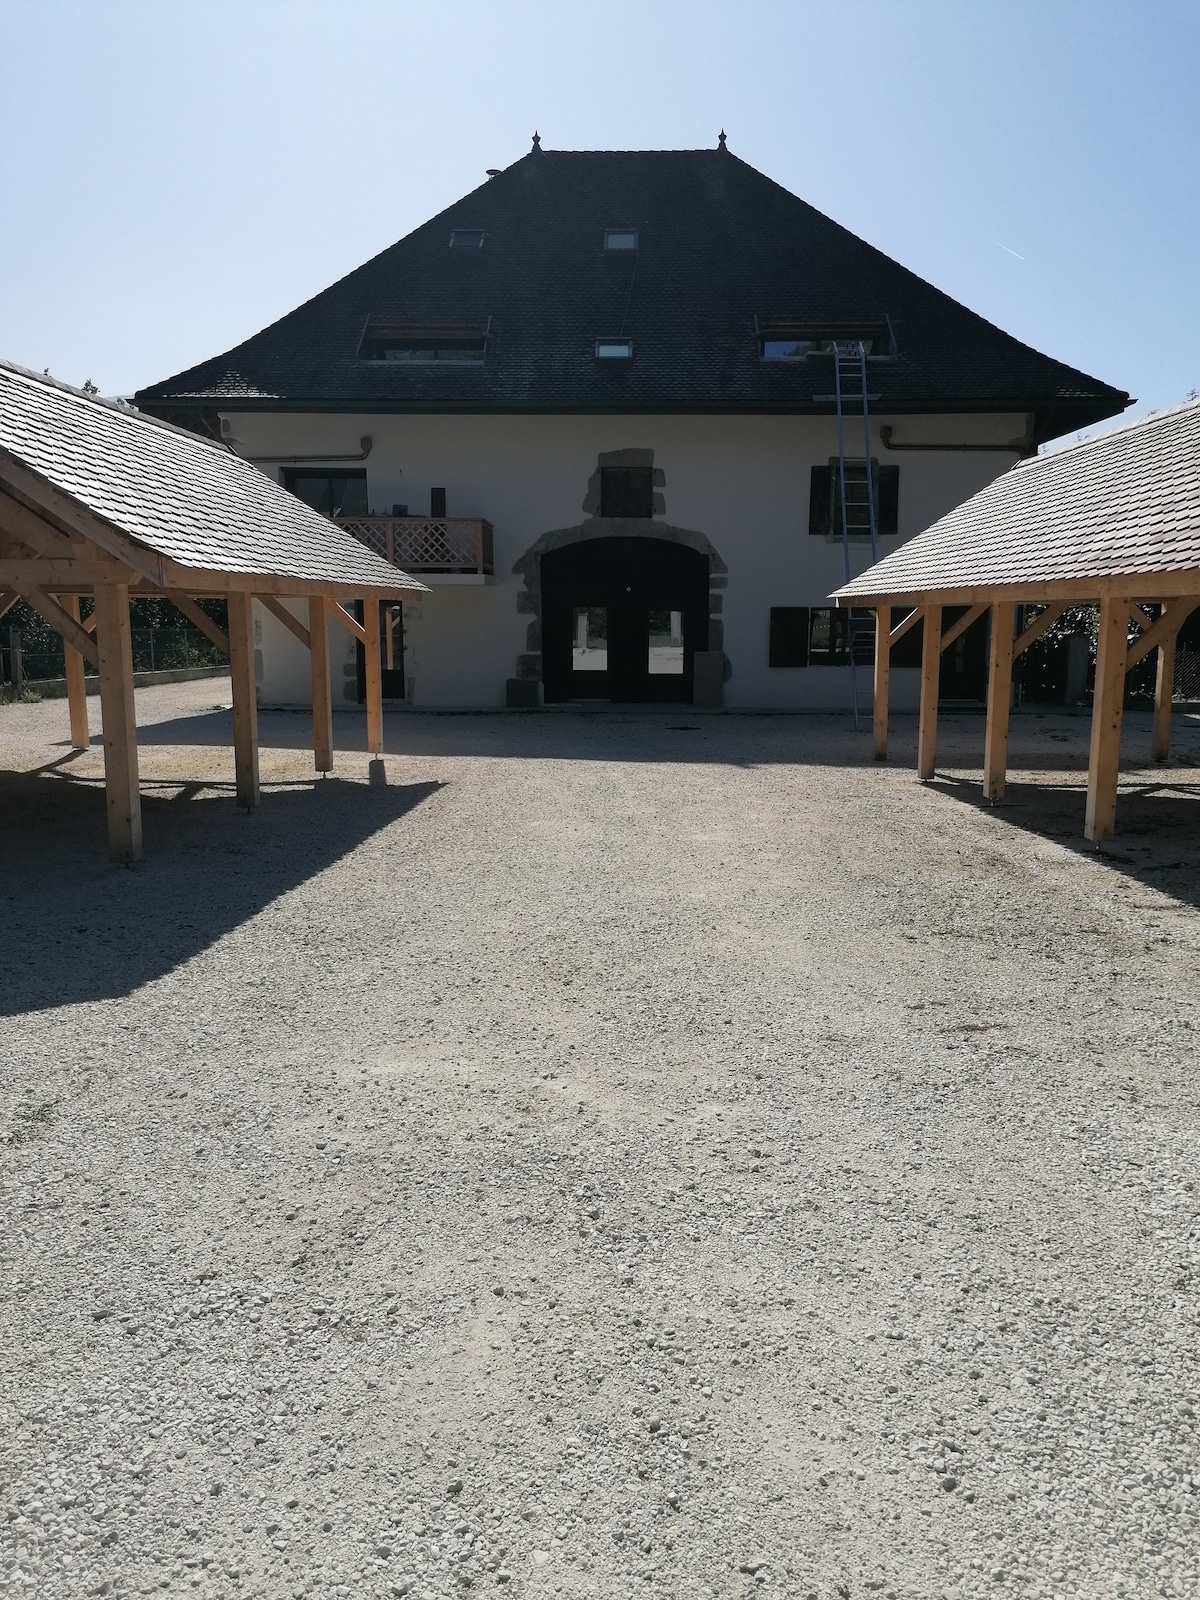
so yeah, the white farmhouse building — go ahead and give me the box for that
[136,139,1128,712]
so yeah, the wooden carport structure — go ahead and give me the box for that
[833,398,1200,842]
[0,361,425,862]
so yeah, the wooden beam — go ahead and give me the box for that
[12,583,100,668]
[163,591,230,656]
[1129,603,1155,635]
[309,597,333,774]
[1125,597,1200,668]
[983,602,1015,802]
[325,596,367,643]
[0,452,164,584]
[873,604,890,761]
[939,603,988,654]
[227,591,259,811]
[60,594,90,749]
[0,558,136,589]
[363,599,383,756]
[1153,628,1176,763]
[158,557,426,602]
[1085,596,1129,843]
[888,606,922,647]
[94,581,141,863]
[258,594,310,649]
[917,604,942,781]
[0,588,17,624]
[1012,604,1067,660]
[0,489,78,557]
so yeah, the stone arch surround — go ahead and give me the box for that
[511,520,730,683]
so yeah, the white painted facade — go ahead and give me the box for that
[227,409,1027,711]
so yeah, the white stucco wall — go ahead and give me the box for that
[229,411,1026,711]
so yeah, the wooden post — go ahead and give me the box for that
[309,596,333,773]
[227,591,260,810]
[872,605,890,761]
[60,594,90,749]
[1152,625,1176,763]
[94,581,141,863]
[1085,595,1128,843]
[917,602,941,781]
[983,601,1015,802]
[363,598,383,755]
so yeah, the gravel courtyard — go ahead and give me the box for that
[2,680,1199,1600]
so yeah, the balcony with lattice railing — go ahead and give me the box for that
[336,517,493,575]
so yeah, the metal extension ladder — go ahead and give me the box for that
[832,340,880,728]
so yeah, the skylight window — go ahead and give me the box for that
[604,229,639,252]
[449,228,485,251]
[595,338,633,360]
[359,322,488,363]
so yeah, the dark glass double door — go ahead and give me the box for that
[541,537,709,704]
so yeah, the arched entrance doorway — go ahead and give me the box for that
[541,537,710,703]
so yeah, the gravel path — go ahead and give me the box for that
[2,682,1199,1600]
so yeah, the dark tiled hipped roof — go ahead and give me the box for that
[136,146,1128,442]
[833,399,1200,601]
[0,360,421,590]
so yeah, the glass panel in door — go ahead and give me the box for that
[647,608,684,674]
[572,607,608,671]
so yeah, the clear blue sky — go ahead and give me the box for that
[2,0,1196,442]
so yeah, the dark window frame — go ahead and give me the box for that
[282,468,369,519]
[808,460,900,538]
[599,465,654,519]
[448,228,485,251]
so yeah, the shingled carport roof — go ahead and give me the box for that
[833,398,1200,604]
[829,399,1200,842]
[0,360,421,595]
[0,361,426,863]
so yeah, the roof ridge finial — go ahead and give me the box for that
[531,130,541,151]
[718,129,727,150]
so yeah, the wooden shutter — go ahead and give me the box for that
[876,465,900,536]
[769,607,810,667]
[808,466,832,536]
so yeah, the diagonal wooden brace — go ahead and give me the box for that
[163,591,230,655]
[888,606,922,646]
[1125,597,1200,669]
[325,597,367,643]
[1012,604,1067,660]
[13,582,99,668]
[939,602,988,653]
[258,594,310,649]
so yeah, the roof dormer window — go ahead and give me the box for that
[604,229,639,252]
[449,228,485,251]
[595,338,633,360]
[360,321,488,363]
[758,320,892,362]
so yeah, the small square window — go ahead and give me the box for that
[599,465,653,518]
[449,228,484,251]
[595,338,633,360]
[604,228,639,252]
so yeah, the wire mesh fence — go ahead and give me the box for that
[1,627,226,695]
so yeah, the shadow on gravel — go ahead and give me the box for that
[0,768,441,1016]
[932,772,1200,911]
